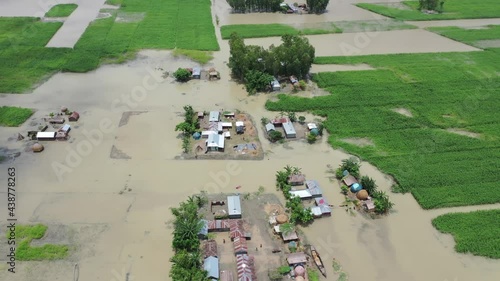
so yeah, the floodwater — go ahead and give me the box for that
[1,2,499,281]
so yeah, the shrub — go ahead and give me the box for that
[269,130,283,142]
[173,68,191,82]
[245,70,274,94]
[278,265,291,274]
[341,185,349,195]
[360,176,377,195]
[261,117,269,125]
[299,80,307,90]
[337,158,360,179]
[307,133,317,144]
[287,112,297,122]
[298,116,306,124]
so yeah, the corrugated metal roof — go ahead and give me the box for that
[220,270,234,281]
[283,121,296,135]
[199,219,209,236]
[265,123,275,132]
[287,252,307,265]
[203,240,218,258]
[209,111,220,122]
[236,254,256,281]
[233,236,248,255]
[227,195,241,216]
[290,190,312,199]
[203,256,219,279]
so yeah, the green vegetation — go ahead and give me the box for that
[245,70,274,94]
[268,48,500,209]
[221,23,341,39]
[428,25,500,47]
[227,0,282,13]
[276,166,314,224]
[172,49,213,64]
[307,268,320,281]
[229,33,315,88]
[170,196,209,280]
[9,224,69,260]
[0,0,218,93]
[0,106,34,127]
[335,158,360,179]
[173,68,192,82]
[307,0,330,14]
[269,130,284,142]
[221,20,416,39]
[45,4,78,17]
[357,0,500,20]
[432,210,500,258]
[175,105,199,153]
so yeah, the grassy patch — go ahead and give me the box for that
[428,25,500,47]
[45,4,78,17]
[172,49,213,64]
[221,20,416,39]
[0,106,34,127]
[432,210,500,258]
[8,224,69,260]
[267,49,500,210]
[0,0,219,93]
[221,23,337,39]
[357,0,500,20]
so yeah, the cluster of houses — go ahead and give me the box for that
[31,109,80,142]
[265,117,296,139]
[343,175,375,212]
[288,174,332,217]
[198,195,257,281]
[197,111,245,153]
[186,67,220,80]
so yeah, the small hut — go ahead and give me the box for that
[294,265,305,277]
[356,189,369,200]
[32,143,44,152]
[69,112,79,121]
[276,214,288,224]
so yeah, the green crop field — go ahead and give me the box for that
[220,20,416,39]
[0,0,218,93]
[358,0,500,21]
[266,49,500,209]
[0,106,34,127]
[432,209,500,258]
[428,25,500,47]
[45,4,78,17]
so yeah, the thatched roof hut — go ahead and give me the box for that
[356,189,369,200]
[32,143,44,152]
[276,214,288,224]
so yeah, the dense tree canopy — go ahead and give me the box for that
[227,0,283,13]
[307,0,330,14]
[228,32,315,93]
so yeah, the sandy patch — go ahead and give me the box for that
[392,107,413,117]
[474,39,500,48]
[340,137,375,147]
[446,128,480,139]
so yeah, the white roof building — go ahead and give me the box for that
[206,134,225,150]
[235,121,244,127]
[227,195,242,218]
[289,190,312,199]
[307,123,317,130]
[209,111,220,122]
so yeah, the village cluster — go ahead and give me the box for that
[20,107,80,152]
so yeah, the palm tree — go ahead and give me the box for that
[284,165,293,176]
[279,222,295,235]
[291,166,302,175]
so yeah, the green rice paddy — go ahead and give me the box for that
[428,25,500,47]
[7,224,69,260]
[44,4,78,17]
[267,48,500,209]
[0,0,219,93]
[0,106,34,127]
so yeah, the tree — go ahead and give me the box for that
[418,0,443,12]
[261,117,270,125]
[272,34,315,78]
[317,122,324,136]
[372,191,394,214]
[182,136,190,153]
[291,166,301,175]
[287,112,297,122]
[298,116,306,124]
[245,70,274,94]
[269,130,283,142]
[337,158,360,178]
[307,0,330,14]
[360,176,377,195]
[279,222,295,235]
[175,122,196,135]
[228,32,248,80]
[299,208,314,224]
[173,68,191,82]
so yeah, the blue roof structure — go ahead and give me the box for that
[193,132,201,140]
[204,256,219,279]
[350,183,362,193]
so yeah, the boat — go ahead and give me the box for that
[310,245,327,277]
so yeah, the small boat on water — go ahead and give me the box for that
[310,245,327,277]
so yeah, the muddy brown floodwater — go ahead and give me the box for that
[0,1,499,281]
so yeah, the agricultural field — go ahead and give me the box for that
[432,209,500,258]
[357,0,500,21]
[44,4,78,17]
[220,20,416,39]
[266,49,500,209]
[0,106,34,127]
[428,25,500,47]
[0,0,218,93]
